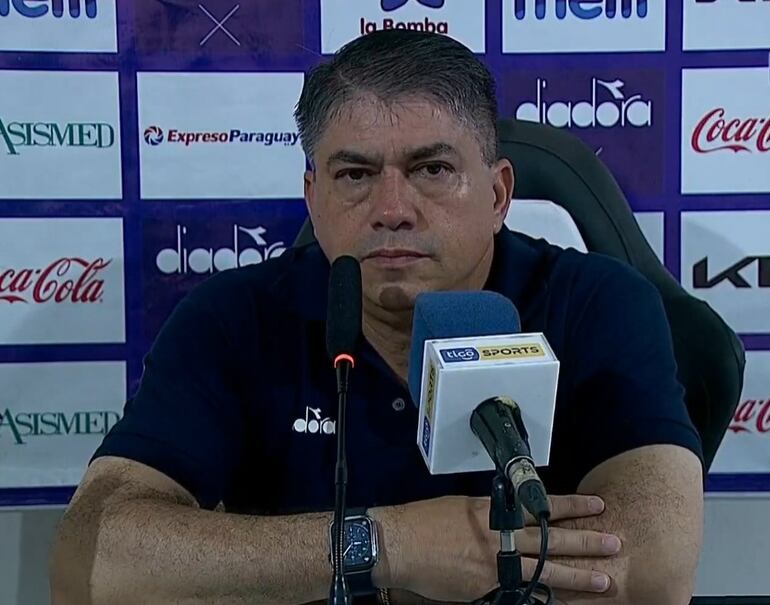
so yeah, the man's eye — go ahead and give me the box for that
[415,163,452,177]
[337,168,370,181]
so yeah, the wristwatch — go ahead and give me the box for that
[328,506,379,596]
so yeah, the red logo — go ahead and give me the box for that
[729,398,770,434]
[691,108,770,154]
[0,258,111,304]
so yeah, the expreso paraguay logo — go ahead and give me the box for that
[143,125,299,147]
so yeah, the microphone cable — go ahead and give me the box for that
[513,513,553,605]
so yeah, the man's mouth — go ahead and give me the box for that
[364,249,429,267]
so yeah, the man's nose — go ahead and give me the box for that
[369,169,418,231]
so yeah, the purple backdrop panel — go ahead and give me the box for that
[498,68,665,201]
[141,200,308,344]
[134,0,306,61]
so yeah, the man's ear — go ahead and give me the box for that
[492,158,515,234]
[304,169,315,217]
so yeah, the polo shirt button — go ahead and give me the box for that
[391,397,406,412]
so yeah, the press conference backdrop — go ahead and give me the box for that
[0,1,769,504]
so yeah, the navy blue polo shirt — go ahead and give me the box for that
[92,227,703,514]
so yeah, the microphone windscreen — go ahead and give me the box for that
[325,255,362,361]
[408,291,521,404]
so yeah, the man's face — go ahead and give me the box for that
[305,96,514,313]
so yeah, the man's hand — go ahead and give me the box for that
[370,493,621,603]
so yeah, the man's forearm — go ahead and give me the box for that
[547,446,703,604]
[52,497,336,605]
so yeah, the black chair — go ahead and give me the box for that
[294,118,746,473]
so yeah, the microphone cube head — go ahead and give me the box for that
[415,333,559,475]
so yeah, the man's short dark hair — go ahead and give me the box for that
[294,29,499,167]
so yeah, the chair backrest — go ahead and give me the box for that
[503,199,588,253]
[496,119,745,471]
[292,118,746,471]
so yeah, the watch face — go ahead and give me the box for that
[343,519,373,571]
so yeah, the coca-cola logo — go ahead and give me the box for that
[729,398,770,434]
[0,257,110,304]
[691,108,770,154]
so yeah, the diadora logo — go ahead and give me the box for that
[292,407,336,435]
[381,0,445,10]
[0,0,98,18]
[513,0,648,20]
[440,347,480,363]
[143,126,163,146]
[155,224,286,275]
[516,78,653,129]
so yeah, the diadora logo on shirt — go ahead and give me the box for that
[142,126,299,147]
[154,224,287,275]
[0,0,97,18]
[292,407,336,435]
[515,78,653,129]
[503,0,665,53]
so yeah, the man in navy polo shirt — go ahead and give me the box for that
[51,30,704,605]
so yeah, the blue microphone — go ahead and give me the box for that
[408,290,521,404]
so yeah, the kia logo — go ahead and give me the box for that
[693,256,770,288]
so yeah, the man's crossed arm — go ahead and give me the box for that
[548,443,704,605]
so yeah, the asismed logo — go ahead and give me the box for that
[292,407,336,435]
[143,126,164,146]
[516,78,653,129]
[0,408,120,445]
[0,117,115,156]
[0,0,98,18]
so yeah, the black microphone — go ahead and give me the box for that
[470,396,550,521]
[326,255,362,605]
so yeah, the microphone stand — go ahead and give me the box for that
[474,474,551,605]
[329,359,352,605]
